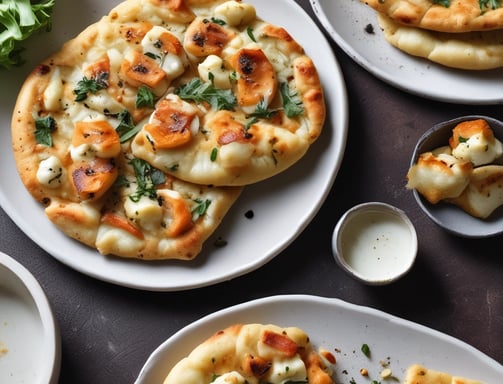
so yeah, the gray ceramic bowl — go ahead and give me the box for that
[332,202,417,285]
[410,115,503,238]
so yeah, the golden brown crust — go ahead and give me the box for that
[363,0,503,33]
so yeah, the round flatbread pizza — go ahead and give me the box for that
[14,0,340,260]
[163,323,336,384]
[362,0,503,33]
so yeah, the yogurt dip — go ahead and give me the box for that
[332,203,417,285]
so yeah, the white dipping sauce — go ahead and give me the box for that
[333,203,417,284]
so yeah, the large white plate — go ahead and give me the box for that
[0,0,347,291]
[311,0,503,105]
[135,295,503,383]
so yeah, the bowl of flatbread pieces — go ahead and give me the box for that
[406,115,503,238]
[362,0,503,70]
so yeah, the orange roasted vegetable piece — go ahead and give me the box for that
[231,48,277,110]
[71,158,118,201]
[101,212,144,239]
[72,120,121,158]
[261,330,298,357]
[121,50,167,90]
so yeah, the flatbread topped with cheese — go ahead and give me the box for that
[131,3,325,186]
[362,0,503,33]
[163,323,336,384]
[377,13,503,70]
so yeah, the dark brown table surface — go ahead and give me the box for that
[1,0,502,382]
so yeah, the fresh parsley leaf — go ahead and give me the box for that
[210,147,218,162]
[244,99,278,131]
[34,115,56,146]
[136,86,155,108]
[192,198,211,221]
[361,343,371,358]
[480,0,501,10]
[175,78,237,110]
[280,82,304,118]
[246,26,257,42]
[115,110,141,143]
[0,0,55,69]
[129,158,166,202]
[73,75,108,102]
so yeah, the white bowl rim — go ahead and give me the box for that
[0,251,61,384]
[332,202,418,285]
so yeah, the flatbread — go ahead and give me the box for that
[404,364,484,384]
[378,13,503,70]
[130,3,325,186]
[362,0,503,33]
[163,323,335,384]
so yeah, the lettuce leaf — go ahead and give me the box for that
[0,0,55,69]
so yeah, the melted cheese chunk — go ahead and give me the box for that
[37,156,64,188]
[214,1,256,27]
[219,141,254,167]
[96,225,145,256]
[449,118,503,166]
[212,372,247,384]
[198,55,232,89]
[124,195,163,232]
[43,68,64,111]
[266,356,307,384]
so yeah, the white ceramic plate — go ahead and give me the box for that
[0,252,60,384]
[0,0,347,291]
[135,294,503,383]
[311,0,503,105]
[410,115,503,238]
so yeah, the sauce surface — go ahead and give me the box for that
[340,211,414,281]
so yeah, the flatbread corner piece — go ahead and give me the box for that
[377,13,503,70]
[361,0,503,33]
[163,323,336,384]
[404,364,485,384]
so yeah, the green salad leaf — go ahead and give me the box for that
[0,0,55,69]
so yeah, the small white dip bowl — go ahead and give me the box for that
[0,251,60,384]
[332,202,417,285]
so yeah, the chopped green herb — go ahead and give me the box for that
[361,343,371,358]
[136,86,155,108]
[129,158,166,202]
[433,0,450,6]
[280,82,304,118]
[210,17,226,25]
[115,110,141,143]
[175,78,237,111]
[458,136,469,143]
[73,74,108,102]
[192,198,211,221]
[246,26,256,42]
[210,147,218,161]
[34,115,56,146]
[480,0,501,10]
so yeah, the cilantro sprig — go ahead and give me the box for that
[280,82,304,118]
[73,74,108,102]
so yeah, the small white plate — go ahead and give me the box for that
[0,252,60,384]
[135,295,503,383]
[410,115,503,238]
[311,0,503,105]
[0,0,348,291]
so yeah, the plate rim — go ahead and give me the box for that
[135,294,503,383]
[310,0,503,105]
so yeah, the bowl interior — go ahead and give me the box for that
[332,203,417,285]
[0,252,60,384]
[410,115,503,238]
